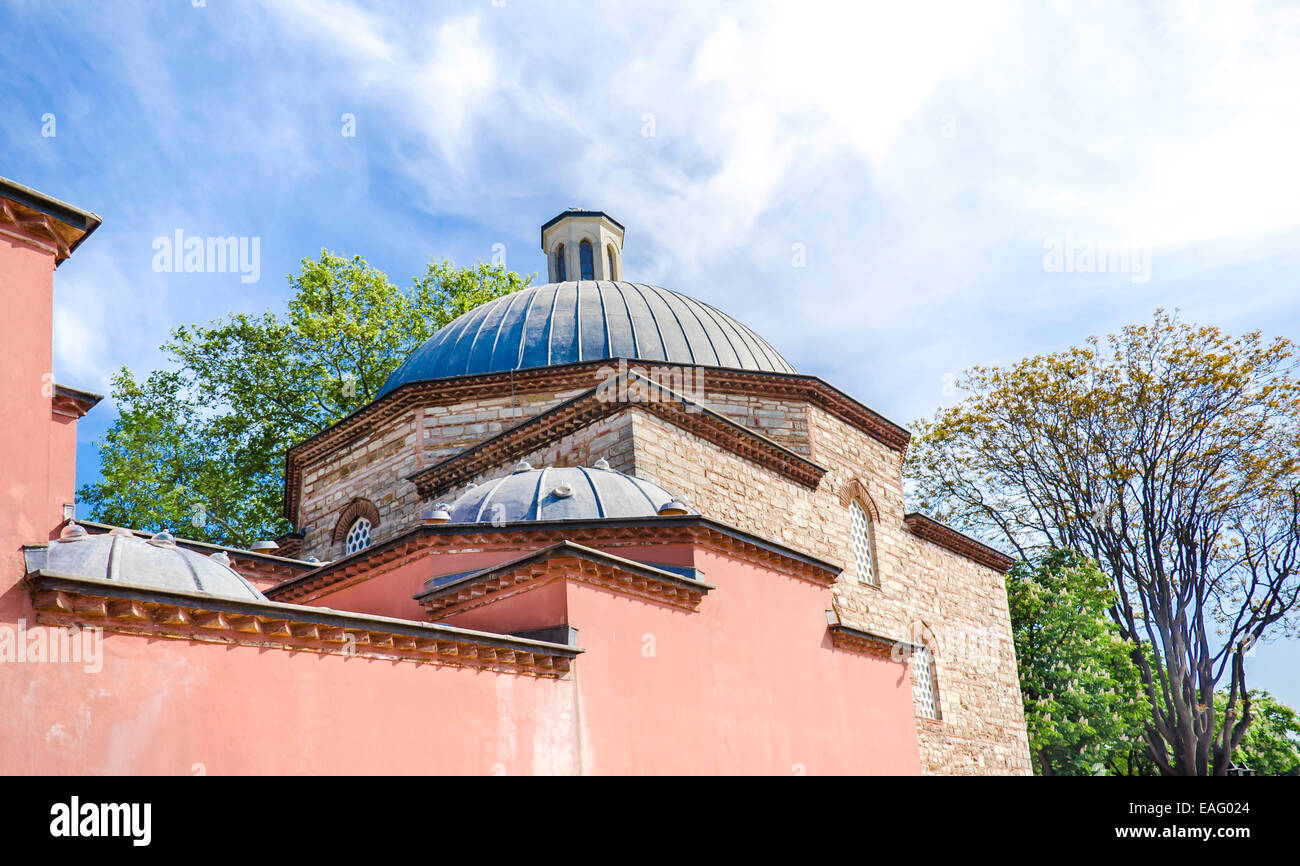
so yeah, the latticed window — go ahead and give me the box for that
[913,644,940,719]
[555,244,567,281]
[344,517,372,555]
[849,500,876,585]
[579,240,595,279]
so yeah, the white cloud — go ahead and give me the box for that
[266,0,396,68]
[53,298,107,394]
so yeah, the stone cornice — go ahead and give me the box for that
[281,360,911,525]
[407,372,826,499]
[27,573,580,677]
[903,513,1016,574]
[265,515,841,604]
[416,540,714,617]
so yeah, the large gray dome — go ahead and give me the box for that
[379,281,795,396]
[24,527,267,602]
[441,463,692,524]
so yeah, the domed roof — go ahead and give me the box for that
[379,281,795,396]
[25,526,267,602]
[440,463,693,524]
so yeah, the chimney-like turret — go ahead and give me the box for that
[0,177,101,605]
[539,209,625,282]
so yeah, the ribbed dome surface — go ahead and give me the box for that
[443,464,690,524]
[25,530,267,602]
[380,281,794,395]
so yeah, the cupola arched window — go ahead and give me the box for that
[606,244,618,280]
[579,240,595,280]
[331,497,380,556]
[555,244,567,281]
[344,517,372,555]
[849,499,877,585]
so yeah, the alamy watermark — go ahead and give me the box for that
[890,620,1004,676]
[0,619,102,673]
[1043,231,1150,283]
[50,796,150,846]
[152,230,261,284]
[594,359,705,409]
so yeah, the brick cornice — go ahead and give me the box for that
[416,541,714,617]
[51,384,103,419]
[0,177,101,264]
[903,513,1016,574]
[281,360,911,525]
[827,623,918,660]
[407,372,826,499]
[265,515,841,604]
[27,574,580,677]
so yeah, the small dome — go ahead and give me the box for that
[444,465,693,524]
[26,529,267,602]
[378,281,795,395]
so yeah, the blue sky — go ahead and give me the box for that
[2,0,1297,704]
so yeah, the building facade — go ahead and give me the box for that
[1,187,1031,775]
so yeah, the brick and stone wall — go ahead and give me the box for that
[296,388,588,561]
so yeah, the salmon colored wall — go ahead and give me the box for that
[0,597,581,775]
[564,549,921,774]
[0,546,920,774]
[48,411,78,538]
[304,549,532,621]
[0,236,56,623]
[438,578,570,635]
[302,542,699,623]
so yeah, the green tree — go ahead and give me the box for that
[1110,690,1300,776]
[1222,690,1300,775]
[1007,550,1147,775]
[80,253,531,548]
[908,310,1300,775]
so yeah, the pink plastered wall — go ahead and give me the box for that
[299,541,699,623]
[562,548,921,774]
[0,624,581,775]
[0,236,57,621]
[1,544,920,774]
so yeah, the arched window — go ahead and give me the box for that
[849,499,877,585]
[579,240,595,280]
[606,244,618,280]
[344,517,372,555]
[912,642,940,720]
[555,244,567,281]
[331,497,380,555]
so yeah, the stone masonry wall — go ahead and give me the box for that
[296,388,586,561]
[695,392,812,455]
[296,411,421,562]
[511,412,637,478]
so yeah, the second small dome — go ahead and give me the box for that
[443,465,692,524]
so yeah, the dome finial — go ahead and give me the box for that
[58,521,87,541]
